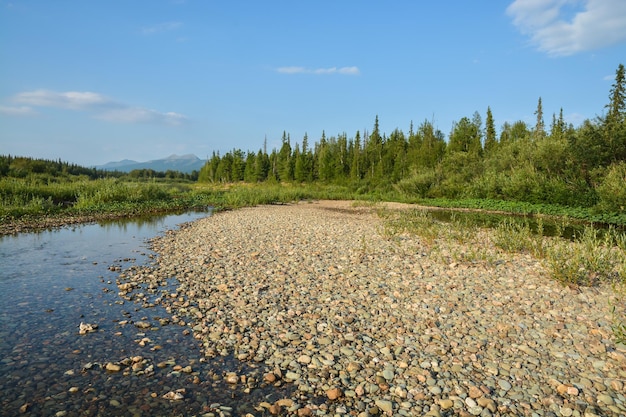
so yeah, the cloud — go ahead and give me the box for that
[277,66,360,75]
[98,108,188,126]
[14,89,115,110]
[6,89,188,125]
[0,105,37,116]
[141,21,182,35]
[506,0,626,56]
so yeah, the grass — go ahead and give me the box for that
[380,207,626,343]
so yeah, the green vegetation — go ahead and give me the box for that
[197,64,626,225]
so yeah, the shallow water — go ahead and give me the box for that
[0,211,287,417]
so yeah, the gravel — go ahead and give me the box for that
[121,200,626,416]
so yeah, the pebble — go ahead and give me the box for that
[111,201,626,416]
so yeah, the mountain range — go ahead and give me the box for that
[96,154,206,174]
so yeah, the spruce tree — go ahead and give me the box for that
[607,63,626,125]
[484,106,497,154]
[534,97,545,140]
[605,63,626,162]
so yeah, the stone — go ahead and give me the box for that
[497,379,512,391]
[297,407,312,416]
[327,387,343,400]
[383,368,394,381]
[596,394,614,405]
[469,385,483,398]
[297,354,311,364]
[162,391,184,400]
[105,363,121,372]
[375,400,393,413]
[285,371,300,381]
[225,373,239,384]
[439,399,454,410]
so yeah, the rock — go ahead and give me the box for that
[327,387,343,400]
[162,391,184,400]
[276,399,294,407]
[375,400,393,413]
[105,363,121,372]
[439,399,454,410]
[596,394,614,405]
[225,373,239,384]
[285,371,300,381]
[297,407,312,416]
[78,322,97,334]
[497,379,512,391]
[469,385,483,398]
[297,354,311,364]
[476,397,496,412]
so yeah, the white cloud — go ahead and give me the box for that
[98,108,188,126]
[6,89,188,125]
[277,66,360,75]
[506,0,626,56]
[0,105,37,116]
[141,21,182,35]
[14,90,114,110]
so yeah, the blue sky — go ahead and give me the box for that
[1,0,625,166]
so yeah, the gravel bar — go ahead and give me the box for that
[120,200,626,416]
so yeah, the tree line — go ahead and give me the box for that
[0,155,199,181]
[199,64,626,213]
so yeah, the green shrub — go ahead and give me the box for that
[596,162,626,213]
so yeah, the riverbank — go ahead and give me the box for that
[118,200,626,416]
[0,207,206,236]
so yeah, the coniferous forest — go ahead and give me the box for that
[199,64,626,216]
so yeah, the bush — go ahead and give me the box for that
[596,162,626,213]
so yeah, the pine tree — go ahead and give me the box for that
[484,106,497,154]
[350,131,362,180]
[605,63,626,162]
[534,97,545,140]
[607,63,626,125]
[277,131,293,181]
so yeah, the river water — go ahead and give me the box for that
[0,211,288,417]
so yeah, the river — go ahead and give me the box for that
[0,211,287,417]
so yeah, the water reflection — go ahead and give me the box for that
[0,209,287,416]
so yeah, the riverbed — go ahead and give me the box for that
[0,211,290,417]
[1,202,625,416]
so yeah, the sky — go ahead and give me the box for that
[1,0,626,166]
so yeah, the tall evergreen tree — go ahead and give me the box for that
[484,106,497,154]
[277,131,293,181]
[605,63,626,162]
[350,131,362,180]
[534,97,545,140]
[606,63,626,125]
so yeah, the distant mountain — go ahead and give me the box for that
[96,154,205,173]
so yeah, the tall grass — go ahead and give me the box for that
[0,176,195,218]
